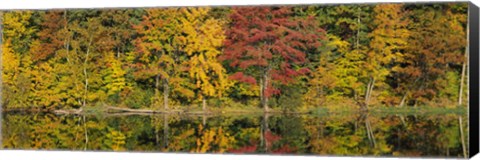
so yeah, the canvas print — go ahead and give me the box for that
[0,2,471,158]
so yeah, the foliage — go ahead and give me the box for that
[1,3,468,111]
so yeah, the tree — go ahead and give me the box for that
[36,11,68,61]
[26,10,81,109]
[181,7,231,112]
[394,4,465,106]
[305,5,374,108]
[100,52,127,99]
[68,10,115,107]
[449,3,469,106]
[367,4,410,107]
[303,34,346,107]
[221,6,323,112]
[133,8,194,110]
[1,40,20,108]
[1,11,37,109]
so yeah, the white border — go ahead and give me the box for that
[0,0,478,160]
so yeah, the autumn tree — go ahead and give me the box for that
[221,6,323,112]
[35,10,69,61]
[303,5,374,109]
[99,9,143,58]
[181,7,230,112]
[133,8,194,110]
[100,52,126,99]
[296,5,364,107]
[366,4,410,107]
[66,10,118,107]
[1,11,37,109]
[394,4,466,106]
[304,34,349,107]
[26,10,80,109]
[449,4,468,106]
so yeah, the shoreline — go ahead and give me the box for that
[1,105,467,116]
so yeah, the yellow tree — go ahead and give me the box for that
[100,52,126,99]
[1,40,20,108]
[27,10,84,109]
[1,11,36,109]
[366,4,410,107]
[304,34,349,107]
[134,8,194,110]
[182,7,230,112]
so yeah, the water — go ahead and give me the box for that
[1,112,468,158]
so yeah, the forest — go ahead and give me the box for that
[0,3,469,113]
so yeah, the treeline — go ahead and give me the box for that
[0,3,468,112]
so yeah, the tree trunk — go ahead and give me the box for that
[260,118,264,150]
[262,113,270,152]
[365,80,371,104]
[365,118,372,145]
[398,92,407,107]
[446,147,449,157]
[398,114,406,127]
[459,116,467,158]
[83,68,88,107]
[163,114,169,149]
[0,11,3,149]
[369,78,375,104]
[365,77,375,107]
[163,78,169,110]
[459,18,469,106]
[155,126,159,147]
[83,115,88,151]
[259,78,264,108]
[155,73,160,108]
[83,36,93,107]
[459,60,466,106]
[262,72,269,112]
[202,114,206,126]
[365,116,376,148]
[202,96,207,113]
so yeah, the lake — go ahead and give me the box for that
[1,112,468,158]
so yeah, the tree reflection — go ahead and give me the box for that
[0,112,468,158]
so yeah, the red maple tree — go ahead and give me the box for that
[220,6,324,111]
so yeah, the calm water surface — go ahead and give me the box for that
[1,112,468,158]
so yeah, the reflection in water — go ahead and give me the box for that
[1,112,468,158]
[459,116,467,158]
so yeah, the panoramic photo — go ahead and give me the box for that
[0,2,470,158]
